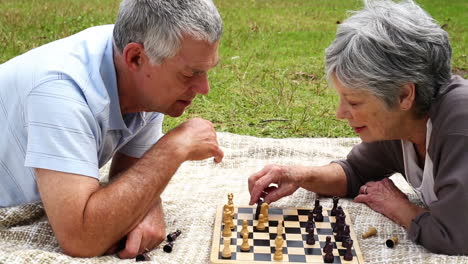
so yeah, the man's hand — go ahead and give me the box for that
[354,178,428,228]
[248,164,299,205]
[106,199,166,258]
[166,118,224,163]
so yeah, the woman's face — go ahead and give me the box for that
[333,77,406,142]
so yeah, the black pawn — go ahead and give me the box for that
[306,227,315,245]
[323,236,333,253]
[255,198,264,220]
[323,251,334,263]
[167,229,182,242]
[306,215,315,232]
[331,196,339,216]
[342,238,353,250]
[136,253,151,262]
[163,242,174,253]
[313,199,320,214]
[314,205,323,222]
[344,240,354,261]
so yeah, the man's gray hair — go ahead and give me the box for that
[113,0,223,65]
[325,0,452,117]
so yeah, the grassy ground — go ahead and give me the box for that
[1,0,466,138]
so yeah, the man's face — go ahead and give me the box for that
[137,36,219,117]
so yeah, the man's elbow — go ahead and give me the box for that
[58,235,110,258]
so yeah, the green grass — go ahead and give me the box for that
[1,0,466,138]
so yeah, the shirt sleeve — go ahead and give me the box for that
[118,113,164,158]
[333,140,404,197]
[24,80,100,179]
[408,134,468,255]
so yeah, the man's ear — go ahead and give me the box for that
[122,42,146,71]
[399,83,416,111]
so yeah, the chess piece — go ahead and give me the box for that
[277,220,284,237]
[323,241,334,263]
[240,232,250,252]
[135,253,151,262]
[256,213,265,231]
[240,219,249,237]
[342,237,352,249]
[229,208,235,230]
[313,199,320,214]
[331,196,339,216]
[344,239,354,261]
[166,229,182,242]
[362,227,377,239]
[341,225,350,244]
[334,211,345,233]
[305,218,315,233]
[306,227,315,245]
[386,237,399,248]
[163,241,174,253]
[221,238,232,259]
[323,236,333,253]
[314,205,324,222]
[222,209,232,237]
[324,252,334,263]
[260,202,269,221]
[255,198,264,220]
[273,233,284,260]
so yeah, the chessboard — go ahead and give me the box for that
[210,205,365,264]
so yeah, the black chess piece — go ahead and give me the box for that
[163,242,174,253]
[306,227,315,245]
[314,206,324,222]
[306,218,315,233]
[324,235,334,253]
[331,196,339,216]
[313,199,320,214]
[167,229,182,242]
[344,239,354,261]
[136,253,151,262]
[323,248,334,263]
[341,225,350,244]
[342,237,353,250]
[255,198,264,220]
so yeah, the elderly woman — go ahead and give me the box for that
[248,0,467,255]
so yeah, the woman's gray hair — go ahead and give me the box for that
[325,0,452,117]
[113,0,223,65]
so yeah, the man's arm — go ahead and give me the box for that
[108,152,139,178]
[36,118,223,257]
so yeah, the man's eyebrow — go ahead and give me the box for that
[191,59,220,75]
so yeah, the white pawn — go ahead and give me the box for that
[240,232,250,252]
[260,202,269,221]
[256,213,266,230]
[240,219,249,237]
[273,233,284,260]
[221,238,232,259]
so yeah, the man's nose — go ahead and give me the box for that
[191,75,210,95]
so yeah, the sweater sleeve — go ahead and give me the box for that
[408,134,468,255]
[334,140,404,198]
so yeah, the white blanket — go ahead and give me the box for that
[1,132,467,264]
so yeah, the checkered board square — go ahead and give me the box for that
[210,205,365,263]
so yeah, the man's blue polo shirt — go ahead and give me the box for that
[0,25,164,207]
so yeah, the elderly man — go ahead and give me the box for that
[0,0,223,259]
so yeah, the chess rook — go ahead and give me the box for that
[166,229,182,242]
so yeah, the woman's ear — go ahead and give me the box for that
[122,42,146,71]
[399,83,416,111]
